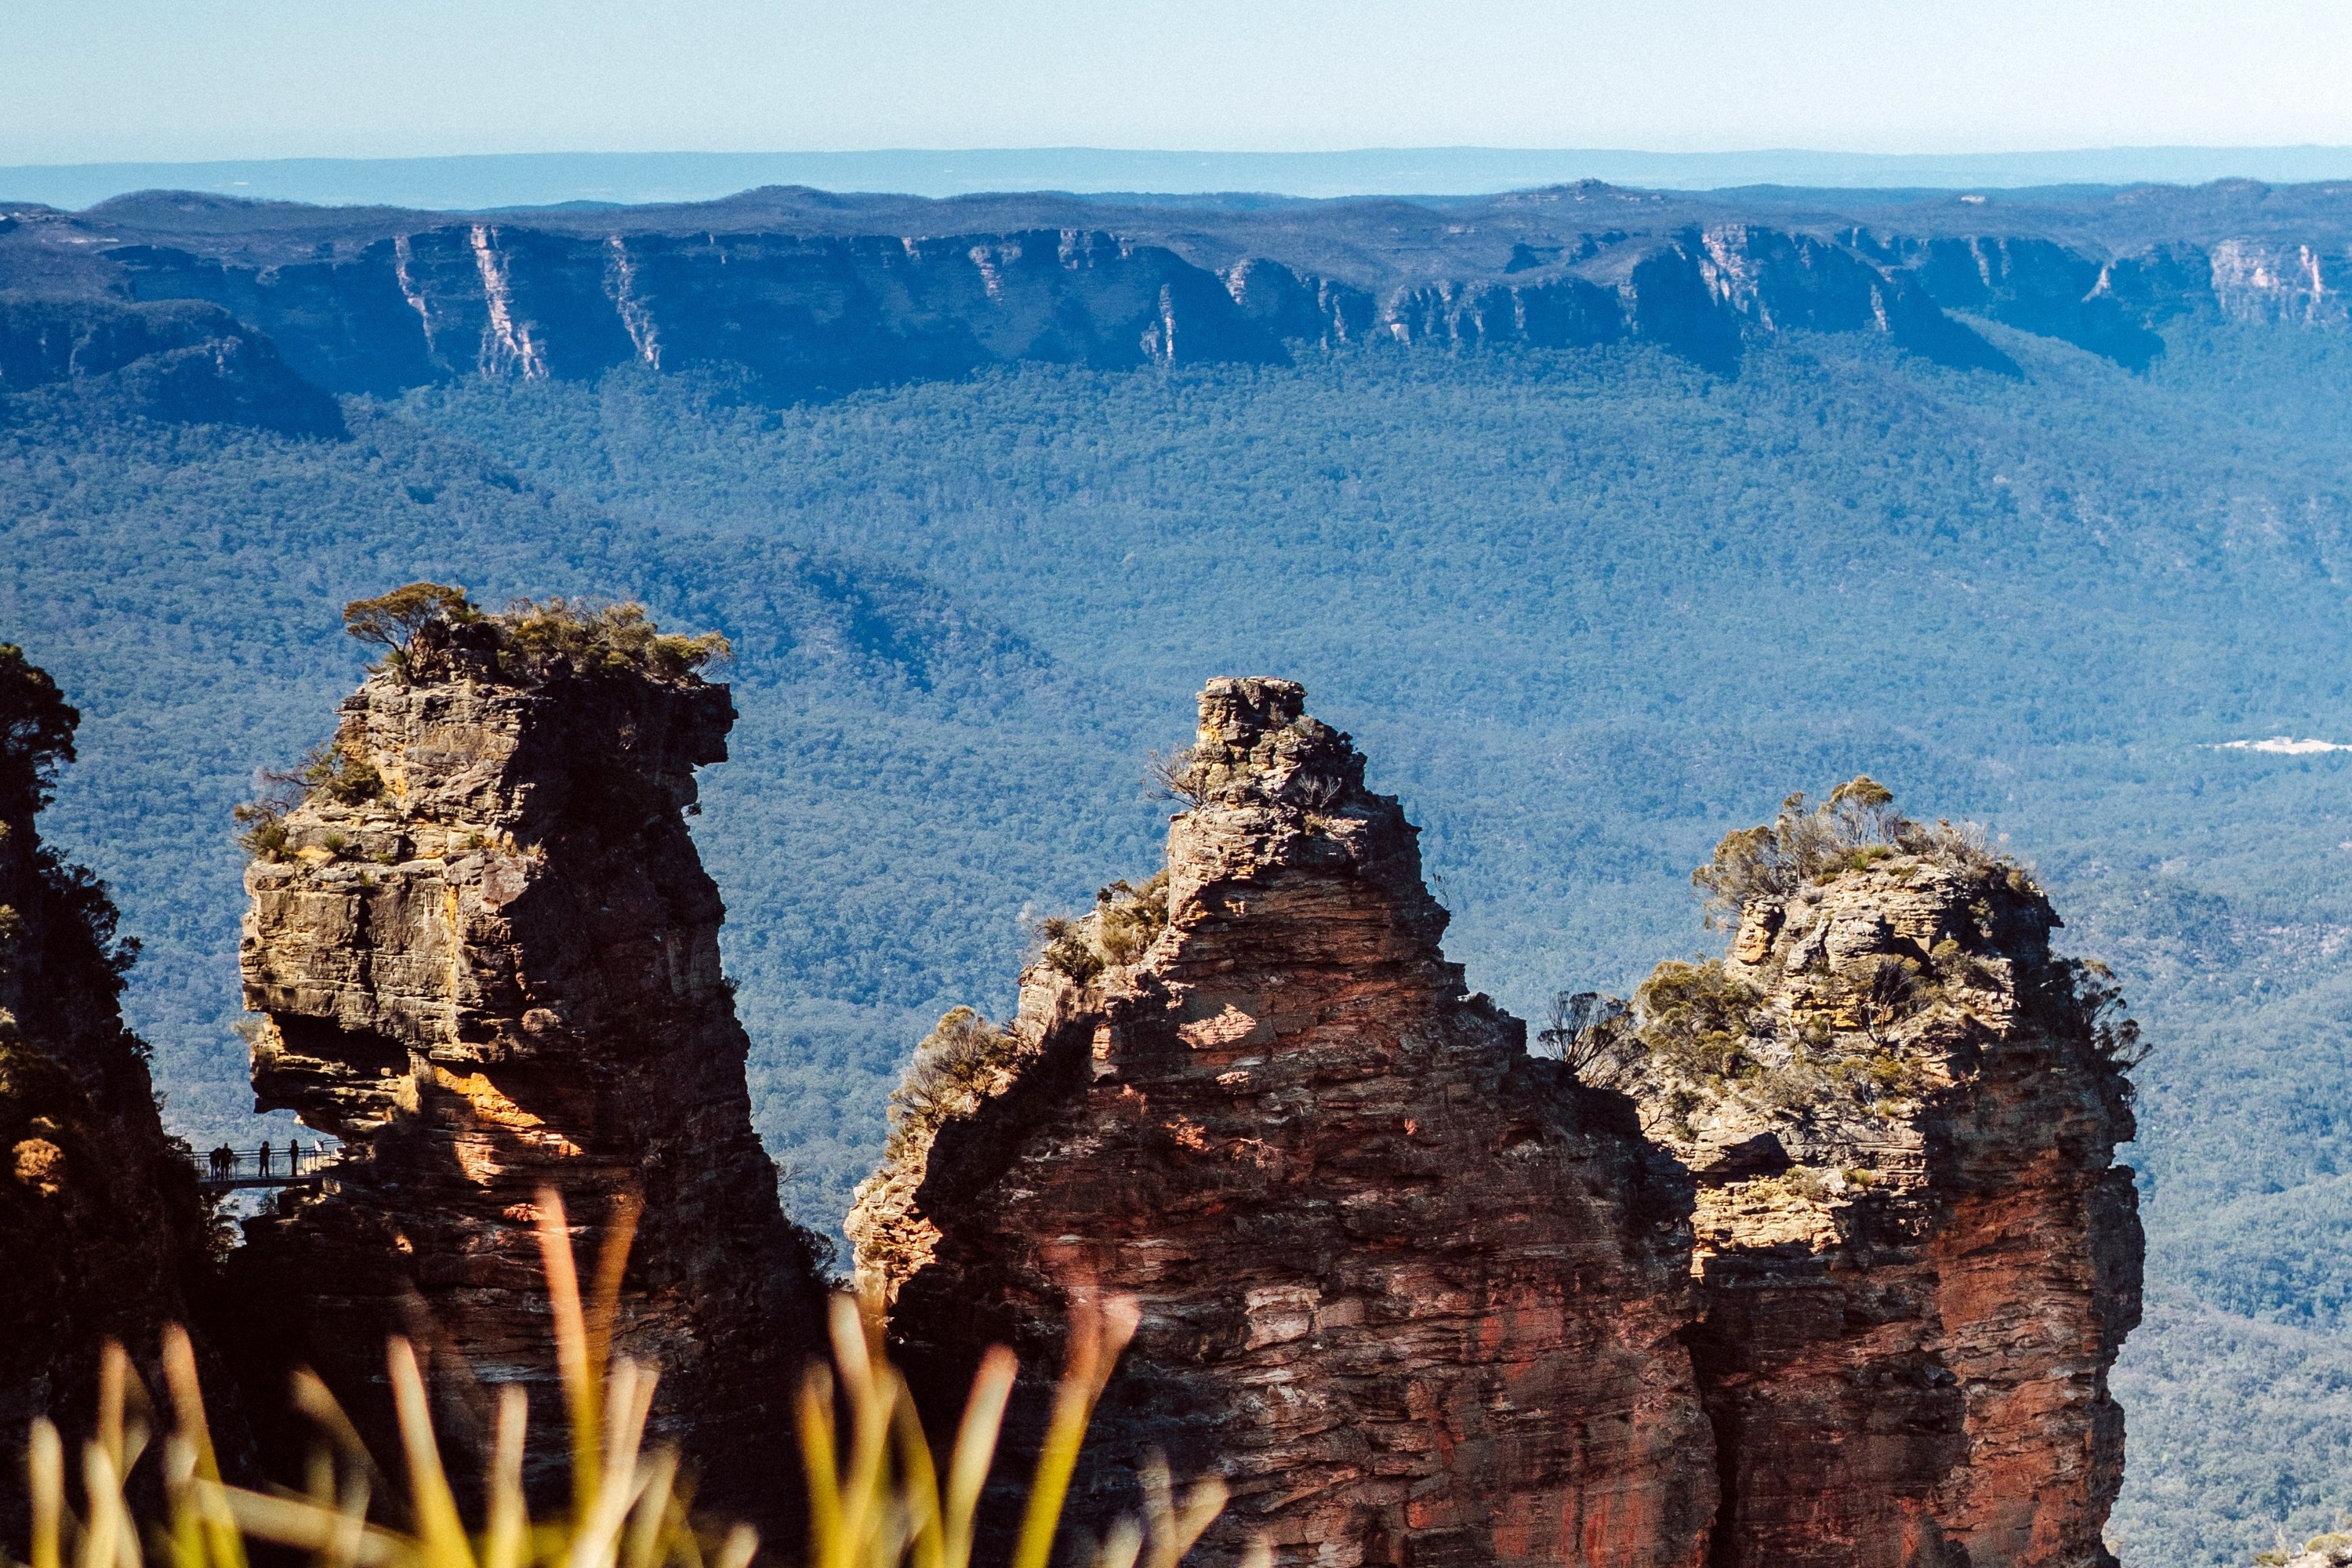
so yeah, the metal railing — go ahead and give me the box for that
[191,1145,341,1188]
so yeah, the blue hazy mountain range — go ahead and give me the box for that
[15,144,2352,211]
[6,179,2352,1563]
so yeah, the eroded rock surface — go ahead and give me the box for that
[229,612,826,1526]
[0,644,218,1527]
[1618,797,2143,1568]
[851,677,1715,1568]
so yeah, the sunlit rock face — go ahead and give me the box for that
[1623,831,2143,1568]
[852,677,1717,1568]
[230,626,826,1529]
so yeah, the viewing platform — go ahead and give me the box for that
[193,1145,342,1192]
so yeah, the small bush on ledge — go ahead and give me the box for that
[341,583,730,688]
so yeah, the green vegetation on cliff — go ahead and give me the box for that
[8,325,2352,1563]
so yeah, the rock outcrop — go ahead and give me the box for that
[27,181,2352,408]
[1611,785,2143,1568]
[2261,1535,2352,1568]
[0,295,347,435]
[21,178,2352,416]
[228,601,828,1526]
[0,644,217,1527]
[850,678,1715,1568]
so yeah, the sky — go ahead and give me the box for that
[8,0,2352,165]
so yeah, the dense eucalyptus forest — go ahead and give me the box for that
[7,199,2352,1561]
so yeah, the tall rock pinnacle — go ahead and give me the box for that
[850,677,1716,1568]
[229,599,827,1527]
[0,644,218,1530]
[1613,783,2143,1568]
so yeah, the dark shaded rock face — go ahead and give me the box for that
[228,648,827,1529]
[0,645,217,1530]
[1621,848,2142,1567]
[851,678,1715,1568]
[0,295,344,434]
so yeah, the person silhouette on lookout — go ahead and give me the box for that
[257,1140,272,1178]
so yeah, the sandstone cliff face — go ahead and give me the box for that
[0,644,216,1525]
[229,613,826,1526]
[850,678,1715,1568]
[1614,800,2142,1568]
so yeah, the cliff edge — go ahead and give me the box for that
[227,593,828,1527]
[0,644,217,1526]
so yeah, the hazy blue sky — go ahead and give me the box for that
[9,0,2352,165]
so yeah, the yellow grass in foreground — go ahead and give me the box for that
[14,1189,1250,1568]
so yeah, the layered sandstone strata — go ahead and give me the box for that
[230,608,826,1526]
[850,677,1715,1568]
[0,644,218,1526]
[1616,789,2143,1568]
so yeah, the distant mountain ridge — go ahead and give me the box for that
[14,145,2352,209]
[9,178,2352,412]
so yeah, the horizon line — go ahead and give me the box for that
[15,142,2352,171]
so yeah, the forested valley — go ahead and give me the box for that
[6,318,2352,1565]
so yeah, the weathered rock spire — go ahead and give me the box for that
[1617,786,2143,1568]
[851,677,1716,1568]
[0,644,220,1533]
[229,603,826,1527]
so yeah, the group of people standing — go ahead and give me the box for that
[204,1140,330,1179]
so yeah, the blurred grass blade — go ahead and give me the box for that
[829,1295,892,1568]
[534,1188,599,1523]
[484,1385,529,1568]
[1167,1478,1228,1566]
[1011,1294,1140,1568]
[712,1526,757,1568]
[216,1490,405,1568]
[30,1418,64,1568]
[1094,1519,1145,1568]
[568,1359,658,1568]
[942,1346,1015,1568]
[387,1337,474,1568]
[795,1362,842,1568]
[96,1341,127,1479]
[586,1192,641,1381]
[78,1441,133,1568]
[163,1323,249,1568]
[622,1449,680,1568]
[290,1367,405,1531]
[889,1371,944,1568]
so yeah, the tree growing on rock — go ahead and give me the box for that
[342,581,477,668]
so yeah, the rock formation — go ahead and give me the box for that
[850,677,1715,1568]
[2261,1535,2352,1568]
[0,644,217,1528]
[1606,783,2143,1568]
[228,597,828,1526]
[20,180,2352,409]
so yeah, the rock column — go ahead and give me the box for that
[0,644,220,1529]
[231,629,826,1527]
[852,678,1716,1568]
[1624,831,2142,1568]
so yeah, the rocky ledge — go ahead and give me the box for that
[850,677,1717,1568]
[1605,782,2143,1568]
[227,597,827,1527]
